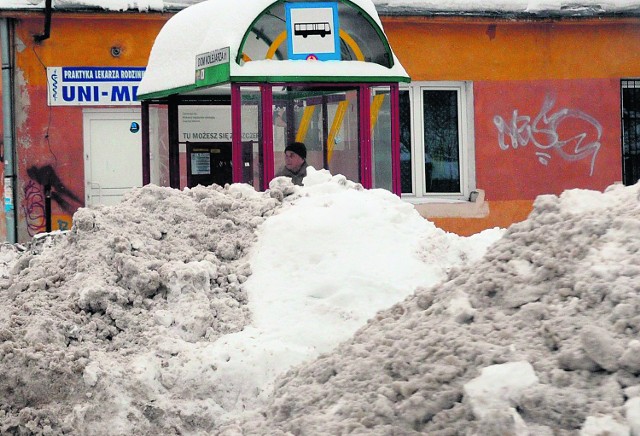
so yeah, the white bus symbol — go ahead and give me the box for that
[294,22,331,38]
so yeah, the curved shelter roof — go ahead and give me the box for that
[137,0,410,100]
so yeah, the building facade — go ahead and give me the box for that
[0,7,171,241]
[1,2,639,241]
[380,13,640,234]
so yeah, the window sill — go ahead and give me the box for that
[403,189,489,219]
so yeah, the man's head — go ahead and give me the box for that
[284,142,307,172]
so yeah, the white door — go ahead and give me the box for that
[83,109,142,206]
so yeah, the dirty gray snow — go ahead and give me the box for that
[0,170,501,435]
[229,182,640,435]
[2,170,639,435]
[0,182,277,434]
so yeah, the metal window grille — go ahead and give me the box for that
[399,90,413,194]
[621,80,640,186]
[422,90,461,193]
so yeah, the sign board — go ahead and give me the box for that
[286,2,340,61]
[179,105,232,143]
[47,67,145,106]
[195,47,231,88]
[179,105,259,143]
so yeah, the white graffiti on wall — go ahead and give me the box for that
[493,95,602,176]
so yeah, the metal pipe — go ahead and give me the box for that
[1,18,17,243]
[33,0,52,43]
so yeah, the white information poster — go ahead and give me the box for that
[178,105,232,143]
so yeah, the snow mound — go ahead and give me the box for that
[0,172,503,435]
[0,183,281,434]
[231,182,640,435]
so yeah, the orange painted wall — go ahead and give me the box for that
[11,13,169,241]
[475,78,621,200]
[5,13,640,240]
[381,16,640,233]
[381,17,640,82]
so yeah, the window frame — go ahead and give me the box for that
[621,79,640,186]
[400,81,476,202]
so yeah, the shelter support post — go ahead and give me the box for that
[168,96,180,189]
[231,84,243,184]
[261,84,274,187]
[359,84,372,189]
[141,101,150,185]
[390,83,401,196]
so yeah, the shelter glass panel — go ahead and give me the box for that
[272,86,360,184]
[371,86,392,190]
[178,104,233,188]
[240,87,263,189]
[148,104,170,188]
[239,1,391,66]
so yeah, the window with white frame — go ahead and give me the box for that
[399,82,475,201]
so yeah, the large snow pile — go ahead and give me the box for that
[230,182,640,435]
[0,170,499,435]
[0,182,277,434]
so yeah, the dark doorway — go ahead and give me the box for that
[186,142,232,187]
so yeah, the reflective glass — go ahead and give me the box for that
[422,90,461,193]
[148,104,170,187]
[371,87,392,190]
[240,1,391,66]
[271,86,360,184]
[240,87,263,189]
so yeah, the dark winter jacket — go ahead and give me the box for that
[276,161,308,186]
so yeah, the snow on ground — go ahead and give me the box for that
[227,181,640,435]
[0,168,501,435]
[3,168,639,435]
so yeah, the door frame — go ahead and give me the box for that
[82,107,142,206]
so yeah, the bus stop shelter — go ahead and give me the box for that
[137,0,410,193]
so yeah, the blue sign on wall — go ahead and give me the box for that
[285,2,340,61]
[47,67,145,106]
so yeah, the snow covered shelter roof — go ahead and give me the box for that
[136,0,410,100]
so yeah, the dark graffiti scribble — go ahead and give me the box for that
[23,165,82,236]
[23,179,46,236]
[26,165,82,213]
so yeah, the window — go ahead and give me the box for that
[399,82,475,201]
[622,80,640,186]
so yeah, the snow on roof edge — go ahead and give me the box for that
[2,1,640,17]
[375,5,640,18]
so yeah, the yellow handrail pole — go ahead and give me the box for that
[370,94,386,131]
[296,105,316,143]
[338,30,364,61]
[266,31,288,60]
[327,100,349,163]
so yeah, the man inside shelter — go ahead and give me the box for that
[276,142,309,186]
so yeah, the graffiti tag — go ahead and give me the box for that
[23,165,81,236]
[23,179,46,236]
[493,95,602,176]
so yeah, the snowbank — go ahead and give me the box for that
[230,182,640,435]
[0,171,499,434]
